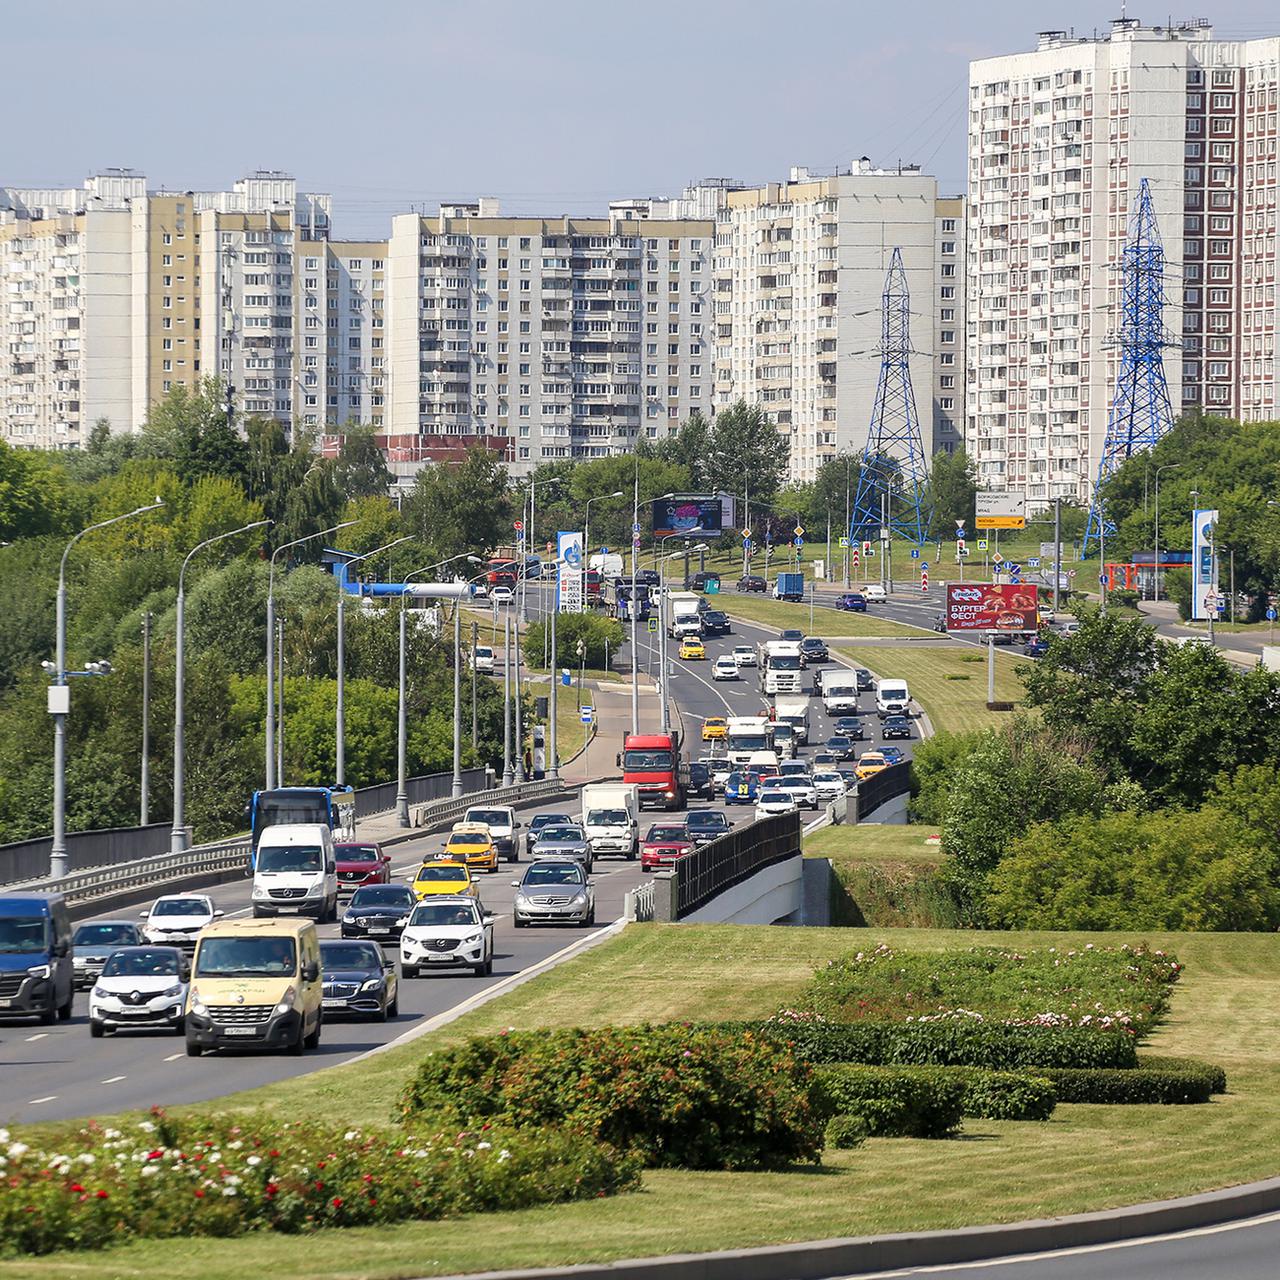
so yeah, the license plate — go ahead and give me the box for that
[221,1026,258,1036]
[322,999,344,1009]
[428,953,456,962]
[277,906,298,914]
[369,926,389,935]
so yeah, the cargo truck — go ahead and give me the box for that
[580,783,640,860]
[617,731,686,810]
[667,591,703,638]
[725,716,773,766]
[756,640,804,694]
[773,572,805,602]
[773,694,811,745]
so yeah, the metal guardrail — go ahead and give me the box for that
[410,776,572,831]
[856,761,912,820]
[675,811,801,919]
[354,767,488,819]
[0,823,174,889]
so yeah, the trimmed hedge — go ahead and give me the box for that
[1140,1055,1227,1095]
[945,1067,1058,1121]
[824,1115,869,1149]
[813,1065,965,1138]
[1039,1059,1224,1105]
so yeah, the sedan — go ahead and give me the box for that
[800,637,829,663]
[491,586,514,606]
[88,946,189,1038]
[526,811,574,858]
[511,859,595,928]
[737,575,767,593]
[341,883,417,941]
[141,895,221,949]
[641,823,693,871]
[811,751,839,770]
[856,751,891,779]
[72,920,142,990]
[1024,636,1051,657]
[685,810,733,846]
[780,629,804,642]
[712,655,740,681]
[400,896,495,977]
[832,716,867,740]
[825,735,856,761]
[836,593,867,612]
[882,715,913,740]
[724,770,760,805]
[532,823,593,873]
[411,860,478,901]
[773,776,818,810]
[679,637,707,660]
[812,771,847,802]
[756,788,799,818]
[320,939,399,1019]
[862,585,887,602]
[879,746,907,765]
[732,645,758,667]
[441,823,500,873]
[334,841,390,894]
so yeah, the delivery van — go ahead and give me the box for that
[251,823,338,921]
[0,893,74,1023]
[185,918,323,1056]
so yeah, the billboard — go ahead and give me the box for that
[1191,508,1219,621]
[975,491,1027,530]
[945,583,1039,633]
[652,495,725,539]
[556,531,584,613]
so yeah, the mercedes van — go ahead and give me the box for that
[185,918,323,1056]
[251,823,338,921]
[0,893,74,1023]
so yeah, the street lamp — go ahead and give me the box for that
[47,499,164,878]
[266,520,360,791]
[1152,464,1181,603]
[171,518,271,853]
[334,536,411,786]
[583,490,626,610]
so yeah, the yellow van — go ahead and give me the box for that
[184,918,322,1057]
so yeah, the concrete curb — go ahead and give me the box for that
[423,1175,1280,1280]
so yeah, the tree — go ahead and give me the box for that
[334,423,393,499]
[703,401,790,501]
[143,377,248,486]
[404,447,513,559]
[658,411,713,488]
[925,449,977,540]
[0,441,70,541]
[524,612,623,670]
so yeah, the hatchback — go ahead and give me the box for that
[724,770,760,805]
[836,593,867,612]
[736,575,767,593]
[641,823,693,871]
[712,655,740,681]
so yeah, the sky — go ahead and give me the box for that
[7,0,1280,237]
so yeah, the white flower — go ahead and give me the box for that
[476,1141,492,1151]
[77,1153,96,1165]
[246,1155,262,1167]
[344,1130,359,1141]
[498,1150,511,1162]
[221,1186,238,1196]
[7,1142,29,1159]
[141,1165,159,1177]
[0,1129,9,1144]
[138,1121,156,1133]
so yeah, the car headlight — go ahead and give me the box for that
[91,984,108,999]
[359,977,383,993]
[26,964,51,980]
[303,882,322,896]
[274,985,296,1016]
[161,985,183,999]
[252,886,268,899]
[189,991,207,1016]
[514,892,529,904]
[463,933,483,946]
[570,892,588,905]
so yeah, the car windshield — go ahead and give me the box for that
[770,656,801,670]
[734,648,753,656]
[687,813,728,830]
[624,750,672,770]
[0,917,48,954]
[417,863,467,881]
[587,809,629,826]
[152,899,208,918]
[410,903,480,927]
[814,773,842,784]
[321,943,381,971]
[647,826,686,841]
[447,832,487,848]
[74,923,137,947]
[466,810,509,827]
[760,791,789,803]
[350,886,414,907]
[777,778,809,791]
[195,937,296,977]
[828,737,851,747]
[257,845,322,873]
[102,949,182,978]
[522,864,585,887]
[540,826,584,842]
[727,733,769,750]
[532,814,571,831]
[336,846,379,863]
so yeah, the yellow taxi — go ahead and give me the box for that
[411,860,478,901]
[702,716,728,742]
[855,751,890,780]
[441,822,499,873]
[679,637,706,660]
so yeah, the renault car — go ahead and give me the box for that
[88,945,188,1038]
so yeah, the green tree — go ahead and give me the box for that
[925,449,977,540]
[0,441,71,541]
[658,410,713,488]
[524,612,623,670]
[333,423,393,499]
[405,446,513,559]
[704,401,790,502]
[143,377,249,486]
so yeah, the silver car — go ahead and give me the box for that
[511,859,596,928]
[530,823,593,873]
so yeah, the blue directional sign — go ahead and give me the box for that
[1027,557,1041,568]
[632,521,640,534]
[1269,608,1278,621]
[580,707,595,724]
[794,537,804,548]
[921,562,930,571]
[1100,574,1110,586]
[910,548,920,559]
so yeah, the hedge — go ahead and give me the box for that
[812,1065,966,1138]
[944,1067,1058,1121]
[1139,1055,1227,1095]
[399,1025,825,1170]
[1038,1059,1224,1105]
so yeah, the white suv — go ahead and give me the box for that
[141,895,221,949]
[473,645,495,673]
[400,896,495,978]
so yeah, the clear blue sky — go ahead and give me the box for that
[8,1,1277,236]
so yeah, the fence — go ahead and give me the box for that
[353,767,489,819]
[675,811,801,919]
[856,761,911,821]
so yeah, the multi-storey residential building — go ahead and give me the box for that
[704,164,964,481]
[968,18,1280,507]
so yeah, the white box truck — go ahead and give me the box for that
[821,673,861,716]
[773,694,811,745]
[756,640,803,694]
[580,783,639,860]
[667,591,703,638]
[726,716,773,766]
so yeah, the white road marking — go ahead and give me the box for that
[24,1033,48,1042]
[100,1075,126,1084]
[27,1095,57,1105]
[163,1052,184,1062]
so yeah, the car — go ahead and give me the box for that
[773,776,818,809]
[1039,607,1057,625]
[473,645,496,673]
[1056,620,1081,637]
[440,822,500,873]
[320,939,398,1019]
[491,586,514,606]
[702,715,728,741]
[531,822,593,872]
[341,883,417,941]
[72,919,142,990]
[400,896,495,977]
[836,593,868,612]
[635,568,661,587]
[737,574,767,593]
[777,761,811,779]
[411,860,478,901]
[732,644,758,667]
[855,751,891,779]
[724,770,761,804]
[687,761,715,801]
[462,805,520,861]
[986,629,1016,646]
[862,585,887,602]
[811,751,839,769]
[1024,636,1051,657]
[334,841,391,894]
[800,637,829,663]
[511,859,595,928]
[832,715,867,740]
[701,609,731,636]
[780,629,804,642]
[707,757,734,791]
[825,734,855,761]
[882,715,913,740]
[526,811,574,858]
[141,895,221,949]
[878,746,907,765]
[854,668,875,692]
[812,771,847,802]
[641,823,694,871]
[679,636,706,660]
[684,810,733,846]
[87,946,189,1038]
[712,655,740,681]
[756,788,799,817]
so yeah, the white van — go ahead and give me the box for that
[822,677,861,716]
[875,679,911,718]
[473,645,495,674]
[251,823,338,922]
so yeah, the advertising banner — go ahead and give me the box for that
[975,491,1027,530]
[557,531,584,613]
[1191,508,1219,621]
[652,495,725,539]
[945,583,1039,632]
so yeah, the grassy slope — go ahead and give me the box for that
[804,824,944,866]
[11,925,1280,1280]
[718,593,923,638]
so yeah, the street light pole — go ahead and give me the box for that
[549,574,559,779]
[172,518,271,853]
[140,611,151,827]
[452,601,463,798]
[583,490,625,612]
[1153,464,1181,604]
[502,606,514,786]
[630,473,640,735]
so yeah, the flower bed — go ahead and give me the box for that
[0,1109,639,1258]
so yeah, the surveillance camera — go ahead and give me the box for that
[40,660,55,673]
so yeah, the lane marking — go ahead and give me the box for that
[24,1033,48,1042]
[100,1075,126,1084]
[27,1095,56,1105]
[163,1052,184,1062]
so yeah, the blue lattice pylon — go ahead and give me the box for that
[850,247,931,547]
[1083,178,1177,555]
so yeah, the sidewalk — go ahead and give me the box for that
[1138,599,1262,668]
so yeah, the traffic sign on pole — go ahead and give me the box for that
[647,618,658,633]
[977,539,989,551]
[838,536,850,548]
[513,519,524,532]
[794,537,804,549]
[920,569,929,592]
[580,707,594,725]
[992,551,1004,566]
[1027,557,1041,568]
[742,528,753,541]
[793,524,805,538]
[1268,608,1278,622]
[910,548,920,559]
[921,561,929,571]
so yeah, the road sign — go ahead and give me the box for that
[920,569,929,591]
[955,519,965,530]
[741,527,752,541]
[1268,608,1278,621]
[957,547,970,557]
[580,707,595,724]
[546,540,554,553]
[1068,569,1077,579]
[1100,574,1110,586]
[513,520,524,532]
[1027,557,1041,568]
[992,551,1004,566]
[794,537,804,548]
[632,535,641,548]
[921,561,930,571]
[851,547,860,567]
[647,618,658,632]
[861,541,872,554]
[794,524,805,538]
[838,536,849,548]
[865,547,876,558]
[977,539,989,551]
[910,548,920,559]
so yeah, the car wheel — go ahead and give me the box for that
[186,1038,203,1058]
[626,847,637,861]
[89,1019,105,1039]
[302,1011,321,1051]
[288,1024,305,1056]
[39,998,56,1026]
[388,992,399,1017]
[402,964,418,979]
[586,907,596,927]
[252,907,267,919]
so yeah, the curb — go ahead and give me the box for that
[424,1176,1280,1280]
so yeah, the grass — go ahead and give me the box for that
[805,823,944,867]
[523,677,591,761]
[11,924,1280,1280]
[718,593,924,638]
[837,644,1029,735]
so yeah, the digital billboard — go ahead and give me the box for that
[652,495,725,539]
[945,583,1039,633]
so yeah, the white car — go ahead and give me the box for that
[778,760,811,779]
[88,945,189,1038]
[141,895,221,949]
[756,788,799,818]
[708,758,733,790]
[400,896,495,978]
[491,586,514,607]
[712,655,739,681]
[812,771,848,802]
[473,645,495,674]
[861,584,887,602]
[775,776,819,810]
[732,644,757,667]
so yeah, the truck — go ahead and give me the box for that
[725,716,773,766]
[580,783,639,860]
[606,580,650,621]
[821,672,862,716]
[756,639,804,694]
[618,731,686,810]
[245,786,355,857]
[667,591,703,638]
[773,572,805,602]
[773,694,811,745]
[589,552,624,580]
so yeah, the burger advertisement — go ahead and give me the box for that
[945,583,1039,632]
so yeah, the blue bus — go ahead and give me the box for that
[244,786,355,858]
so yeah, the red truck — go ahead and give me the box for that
[618,731,686,810]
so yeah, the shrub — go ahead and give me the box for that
[824,1115,869,1149]
[1140,1055,1227,1094]
[832,861,965,930]
[524,611,623,671]
[1040,1059,1225,1105]
[0,1109,638,1258]
[812,1065,965,1138]
[399,1024,825,1170]
[944,1068,1057,1121]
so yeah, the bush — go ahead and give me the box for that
[813,1066,965,1138]
[523,611,623,671]
[824,1114,869,1149]
[399,1025,825,1170]
[1040,1058,1225,1105]
[945,1067,1057,1121]
[832,862,965,930]
[0,1108,639,1258]
[1140,1054,1227,1094]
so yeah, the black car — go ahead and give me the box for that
[737,574,767,593]
[780,629,804,642]
[825,734,855,761]
[526,811,574,857]
[800,637,829,663]
[341,884,417,941]
[684,810,732,846]
[882,715,913,740]
[636,569,661,587]
[832,715,866,740]
[854,668,875,692]
[320,939,398,1021]
[685,571,722,593]
[687,762,714,800]
[701,609,731,636]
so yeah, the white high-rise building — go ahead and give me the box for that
[967,18,1280,507]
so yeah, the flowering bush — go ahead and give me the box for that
[0,1109,639,1257]
[399,1024,825,1170]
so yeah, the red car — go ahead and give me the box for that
[641,823,693,872]
[334,842,391,893]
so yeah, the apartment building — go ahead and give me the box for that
[704,164,964,482]
[967,18,1280,507]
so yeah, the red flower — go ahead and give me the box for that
[69,1183,85,1193]
[269,1149,280,1158]
[95,1190,109,1200]
[147,1149,164,1161]
[265,1182,279,1197]
[194,1189,206,1199]
[331,1196,343,1209]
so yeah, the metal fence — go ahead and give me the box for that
[857,761,911,820]
[625,880,656,923]
[675,811,801,919]
[0,823,174,889]
[353,767,489,819]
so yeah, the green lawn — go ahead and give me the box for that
[805,823,944,866]
[524,677,591,762]
[719,593,924,638]
[838,644,1029,735]
[11,924,1280,1280]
